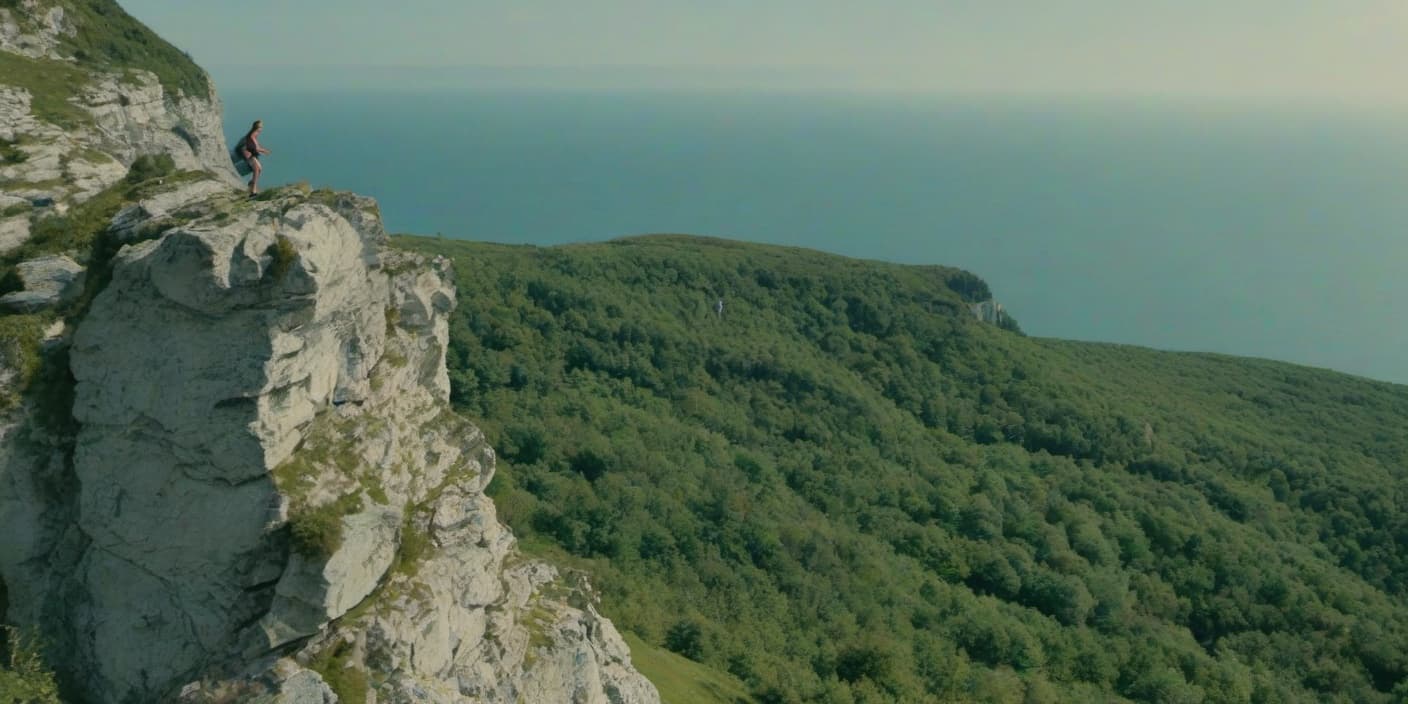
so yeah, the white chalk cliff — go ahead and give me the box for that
[0,2,659,702]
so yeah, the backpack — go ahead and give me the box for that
[231,139,253,176]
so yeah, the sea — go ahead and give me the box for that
[219,88,1408,385]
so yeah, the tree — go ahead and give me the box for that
[666,620,706,662]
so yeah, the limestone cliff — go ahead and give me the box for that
[1,0,238,255]
[0,2,659,702]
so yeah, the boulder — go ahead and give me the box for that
[0,254,84,312]
[0,214,29,255]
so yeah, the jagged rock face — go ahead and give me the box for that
[0,77,238,208]
[77,70,237,184]
[64,193,389,699]
[1,1,239,255]
[0,1,74,60]
[0,186,659,704]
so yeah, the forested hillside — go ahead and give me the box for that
[402,234,1408,703]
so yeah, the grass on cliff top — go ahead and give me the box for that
[624,632,754,704]
[0,51,93,128]
[51,0,208,98]
[0,1,208,107]
[0,154,182,286]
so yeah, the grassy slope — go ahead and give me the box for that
[0,51,92,128]
[625,632,754,704]
[56,0,209,97]
[0,0,208,100]
[400,234,1408,703]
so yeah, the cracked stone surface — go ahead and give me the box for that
[2,187,658,704]
[0,2,74,59]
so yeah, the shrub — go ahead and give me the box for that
[265,236,298,281]
[665,620,705,661]
[306,639,368,704]
[567,448,609,482]
[0,138,27,165]
[0,626,60,704]
[125,153,176,184]
[390,514,431,578]
[289,507,342,559]
[289,493,362,559]
[0,315,46,410]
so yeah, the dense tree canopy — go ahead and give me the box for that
[402,234,1408,703]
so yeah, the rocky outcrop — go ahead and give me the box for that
[0,206,34,256]
[970,299,1004,323]
[59,190,390,699]
[0,0,74,60]
[1,1,239,255]
[0,254,83,311]
[76,70,237,182]
[1,185,659,703]
[0,76,238,208]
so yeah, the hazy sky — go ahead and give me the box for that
[124,0,1407,101]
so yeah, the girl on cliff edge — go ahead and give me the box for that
[238,120,271,196]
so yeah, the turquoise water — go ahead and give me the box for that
[222,90,1408,384]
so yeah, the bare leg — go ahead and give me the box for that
[249,157,262,195]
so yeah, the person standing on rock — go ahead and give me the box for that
[238,120,271,196]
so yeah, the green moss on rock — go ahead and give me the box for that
[0,314,47,410]
[289,491,363,559]
[390,512,431,578]
[305,639,369,704]
[265,235,297,282]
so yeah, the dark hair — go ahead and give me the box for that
[244,120,263,142]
